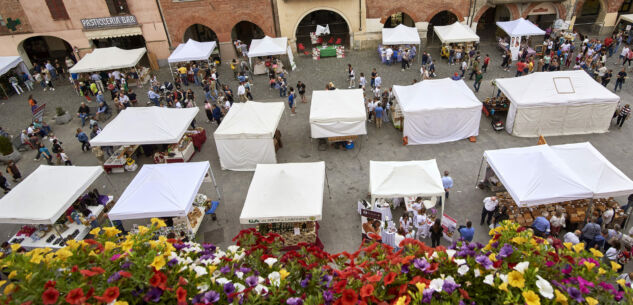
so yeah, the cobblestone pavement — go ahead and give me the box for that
[2,39,633,255]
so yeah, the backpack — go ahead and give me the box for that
[627,50,633,60]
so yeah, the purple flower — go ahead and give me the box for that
[323,291,334,304]
[490,241,499,249]
[422,288,434,303]
[497,244,513,258]
[224,282,235,295]
[401,264,410,274]
[475,255,493,269]
[238,267,251,273]
[120,261,132,270]
[561,265,572,274]
[200,254,213,261]
[107,272,121,283]
[167,258,179,267]
[202,243,216,251]
[320,274,332,287]
[246,275,259,287]
[413,258,429,271]
[599,281,615,292]
[204,290,220,303]
[567,287,584,303]
[173,243,186,250]
[110,254,122,261]
[442,279,460,294]
[220,266,231,274]
[286,297,303,305]
[300,278,309,288]
[143,287,163,303]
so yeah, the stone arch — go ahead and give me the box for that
[424,8,465,23]
[474,4,494,23]
[379,7,420,24]
[575,0,608,16]
[522,2,561,18]
[293,7,354,40]
[231,20,265,46]
[17,34,76,67]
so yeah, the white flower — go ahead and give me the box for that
[216,277,230,285]
[457,265,469,276]
[212,270,221,277]
[454,259,466,266]
[430,278,444,292]
[234,283,245,293]
[233,252,245,261]
[268,271,281,287]
[430,251,439,259]
[264,257,278,268]
[235,271,244,279]
[445,249,456,259]
[513,261,529,274]
[258,276,265,284]
[254,284,268,295]
[227,245,240,253]
[535,275,554,299]
[474,268,481,278]
[192,265,207,277]
[498,273,508,284]
[197,284,209,293]
[483,274,494,286]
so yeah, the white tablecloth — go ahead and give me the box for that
[381,230,396,247]
[373,205,392,222]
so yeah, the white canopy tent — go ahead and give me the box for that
[108,162,219,220]
[393,79,481,144]
[433,22,480,44]
[619,14,633,24]
[239,162,325,224]
[68,47,146,74]
[496,18,546,36]
[168,39,217,81]
[369,160,446,215]
[0,56,31,97]
[310,89,367,138]
[0,166,103,224]
[90,107,199,146]
[495,71,620,137]
[214,101,284,171]
[248,36,288,58]
[382,24,421,45]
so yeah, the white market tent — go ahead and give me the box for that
[496,18,546,36]
[369,160,446,215]
[0,166,103,224]
[248,36,288,58]
[393,79,481,144]
[310,89,367,138]
[168,39,217,63]
[69,47,146,74]
[382,24,421,45]
[90,107,199,146]
[108,162,217,220]
[240,162,325,224]
[433,22,480,44]
[620,14,633,23]
[495,71,620,137]
[483,143,633,207]
[214,101,284,171]
[0,56,27,76]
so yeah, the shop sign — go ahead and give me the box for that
[81,15,138,30]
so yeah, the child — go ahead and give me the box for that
[60,150,72,165]
[359,73,366,90]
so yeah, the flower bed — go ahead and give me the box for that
[0,220,630,304]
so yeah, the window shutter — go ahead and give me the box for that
[45,0,70,20]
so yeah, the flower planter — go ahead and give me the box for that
[0,149,21,164]
[54,111,72,125]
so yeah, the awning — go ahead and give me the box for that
[84,26,143,40]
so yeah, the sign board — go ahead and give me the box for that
[32,103,45,122]
[287,46,297,71]
[510,36,521,61]
[441,213,457,242]
[361,208,383,241]
[81,15,138,30]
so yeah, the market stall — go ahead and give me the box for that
[495,71,620,137]
[496,18,545,60]
[68,47,150,86]
[248,36,296,72]
[379,24,420,63]
[0,166,111,249]
[108,162,219,239]
[433,22,480,62]
[0,56,31,98]
[89,107,201,173]
[167,39,217,82]
[214,101,284,171]
[392,79,481,144]
[239,162,325,250]
[310,89,367,144]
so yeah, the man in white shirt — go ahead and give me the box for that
[411,197,423,216]
[386,48,393,65]
[112,70,122,81]
[367,98,376,122]
[563,230,581,244]
[237,82,246,102]
[602,204,615,226]
[414,212,427,240]
[621,45,630,64]
[480,196,498,226]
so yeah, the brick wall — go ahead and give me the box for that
[159,0,275,43]
[0,0,31,35]
[366,0,470,23]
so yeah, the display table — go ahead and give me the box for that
[10,197,112,250]
[185,128,207,151]
[381,229,397,247]
[372,202,393,222]
[257,221,322,251]
[253,62,267,75]
[317,45,338,57]
[164,139,195,163]
[188,206,205,236]
[103,145,139,173]
[326,135,357,144]
[482,97,510,117]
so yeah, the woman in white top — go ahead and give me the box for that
[602,204,615,227]
[414,207,429,240]
[400,213,412,233]
[549,210,566,236]
[347,64,355,88]
[394,227,406,250]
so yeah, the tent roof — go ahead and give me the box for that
[620,14,633,23]
[495,71,620,107]
[168,39,217,63]
[393,78,481,112]
[248,36,288,57]
[90,107,199,146]
[69,47,146,73]
[0,166,103,224]
[382,24,421,45]
[496,18,546,36]
[108,162,210,220]
[370,160,445,198]
[433,22,480,44]
[310,89,367,123]
[485,145,595,207]
[0,56,22,76]
[551,142,633,198]
[240,162,325,224]
[214,101,284,139]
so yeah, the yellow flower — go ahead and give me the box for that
[88,250,98,257]
[507,271,525,288]
[610,261,622,271]
[563,242,572,251]
[617,279,626,287]
[7,271,17,279]
[104,241,117,252]
[65,240,80,251]
[151,218,166,228]
[489,253,497,262]
[25,272,32,281]
[522,290,540,305]
[415,282,426,293]
[114,302,129,305]
[208,265,217,274]
[0,281,5,288]
[395,296,407,305]
[511,237,528,244]
[498,282,508,292]
[279,268,290,281]
[150,255,166,270]
[554,289,568,305]
[56,248,73,260]
[121,239,134,252]
[89,227,101,236]
[10,244,21,252]
[3,283,15,295]
[583,261,595,271]
[29,254,43,264]
[589,248,603,258]
[102,227,122,238]
[137,226,149,235]
[483,243,492,251]
[585,297,598,305]
[572,243,585,253]
[598,268,606,275]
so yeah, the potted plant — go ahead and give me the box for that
[53,106,72,124]
[0,136,20,164]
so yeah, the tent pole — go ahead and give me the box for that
[475,155,485,188]
[324,167,333,200]
[585,198,594,223]
[169,63,174,83]
[440,194,445,220]
[105,173,118,195]
[207,168,221,200]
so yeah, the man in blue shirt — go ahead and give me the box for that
[442,170,453,199]
[531,212,551,237]
[38,144,53,165]
[458,221,474,242]
[148,89,160,106]
[211,104,222,125]
[451,72,461,80]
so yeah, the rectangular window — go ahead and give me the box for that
[45,0,70,20]
[105,0,130,15]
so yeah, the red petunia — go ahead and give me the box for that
[340,289,358,305]
[94,287,119,303]
[119,271,132,278]
[178,276,188,286]
[149,271,168,289]
[65,288,85,305]
[176,286,187,305]
[360,284,374,298]
[333,280,348,293]
[70,265,78,273]
[493,260,503,269]
[80,267,105,277]
[383,272,397,285]
[516,226,526,233]
[459,288,470,300]
[426,263,439,273]
[43,281,56,289]
[41,287,59,305]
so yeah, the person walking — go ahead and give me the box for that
[5,161,21,182]
[430,218,443,247]
[442,170,453,199]
[473,70,483,92]
[617,104,631,127]
[482,54,490,72]
[615,68,627,92]
[370,68,377,89]
[76,128,91,152]
[204,100,214,123]
[212,104,223,125]
[288,87,296,116]
[460,60,468,78]
[0,172,10,194]
[9,75,23,95]
[468,59,479,80]
[374,102,383,128]
[59,149,72,165]
[480,196,498,226]
[297,81,307,103]
[347,64,356,88]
